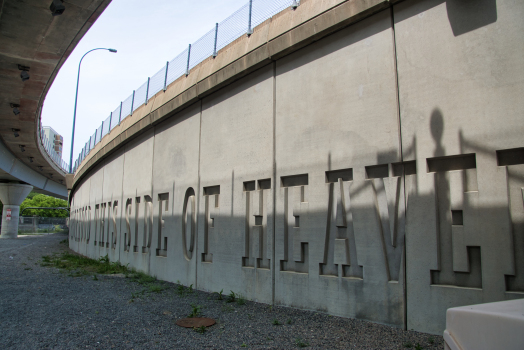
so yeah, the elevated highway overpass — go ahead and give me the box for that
[0,0,112,236]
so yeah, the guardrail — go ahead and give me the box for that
[71,0,300,173]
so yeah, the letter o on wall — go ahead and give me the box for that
[182,188,196,261]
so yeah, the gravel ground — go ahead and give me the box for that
[0,234,444,349]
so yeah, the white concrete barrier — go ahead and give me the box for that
[444,299,524,350]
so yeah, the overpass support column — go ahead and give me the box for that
[0,183,33,238]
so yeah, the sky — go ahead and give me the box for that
[41,0,248,168]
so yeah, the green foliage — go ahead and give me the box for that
[20,192,69,217]
[271,319,281,326]
[176,283,194,297]
[40,253,128,275]
[193,325,207,334]
[188,303,202,318]
[148,284,167,293]
[226,290,236,303]
[128,271,156,285]
[428,337,434,344]
[404,342,413,348]
[414,343,424,350]
[295,338,309,348]
[236,294,246,305]
[216,289,224,300]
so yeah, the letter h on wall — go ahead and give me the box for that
[243,179,271,269]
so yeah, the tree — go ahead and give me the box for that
[19,192,69,218]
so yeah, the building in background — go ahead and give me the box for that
[43,127,63,158]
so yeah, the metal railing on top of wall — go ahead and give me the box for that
[71,0,300,174]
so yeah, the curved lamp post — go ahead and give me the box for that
[69,48,117,173]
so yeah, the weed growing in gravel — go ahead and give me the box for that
[226,290,236,303]
[188,304,202,318]
[128,271,156,285]
[216,289,224,300]
[148,284,167,293]
[176,283,194,297]
[59,239,68,245]
[24,267,32,271]
[414,343,424,350]
[40,253,128,275]
[241,342,247,347]
[295,338,309,348]
[271,319,282,326]
[236,294,246,305]
[428,337,434,344]
[92,274,98,281]
[286,318,293,324]
[404,341,413,348]
[193,325,207,334]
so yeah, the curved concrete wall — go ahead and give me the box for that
[69,0,524,334]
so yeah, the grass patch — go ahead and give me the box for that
[175,282,195,297]
[271,319,282,326]
[40,253,128,275]
[128,271,156,285]
[295,338,309,348]
[148,284,167,293]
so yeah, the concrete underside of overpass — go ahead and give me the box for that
[0,0,111,199]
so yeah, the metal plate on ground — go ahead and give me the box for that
[176,317,216,328]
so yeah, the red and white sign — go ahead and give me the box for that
[6,209,11,221]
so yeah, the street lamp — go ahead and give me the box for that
[69,48,117,173]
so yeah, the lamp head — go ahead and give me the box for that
[108,48,117,53]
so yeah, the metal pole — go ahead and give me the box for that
[186,44,191,76]
[213,23,219,57]
[163,61,169,91]
[145,77,150,105]
[247,0,253,36]
[69,48,117,173]
[100,121,104,139]
[130,90,135,116]
[108,112,113,131]
[118,101,123,124]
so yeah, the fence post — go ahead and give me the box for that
[213,23,219,57]
[186,44,191,76]
[145,77,150,105]
[118,101,123,124]
[99,121,103,142]
[130,90,135,116]
[93,128,97,146]
[163,61,169,91]
[247,0,253,36]
[108,112,112,131]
